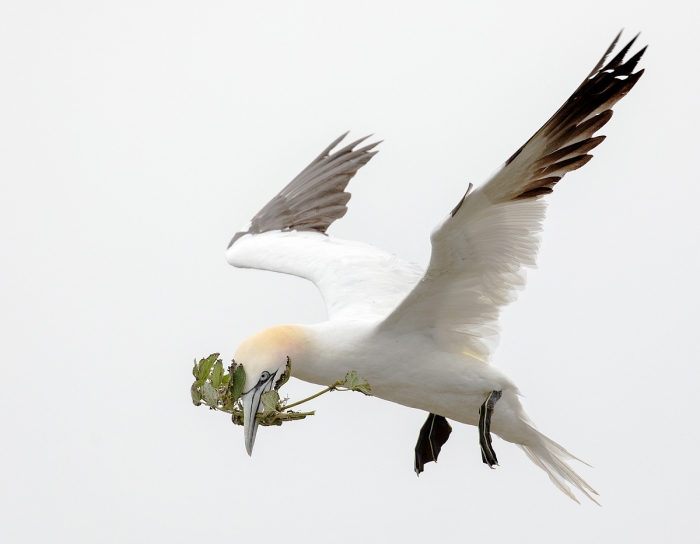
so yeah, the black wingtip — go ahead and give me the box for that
[587,30,623,79]
[602,32,641,73]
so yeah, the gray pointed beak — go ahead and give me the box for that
[242,389,262,456]
[242,374,276,456]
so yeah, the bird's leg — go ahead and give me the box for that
[478,390,502,468]
[414,413,452,476]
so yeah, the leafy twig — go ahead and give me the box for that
[191,354,371,428]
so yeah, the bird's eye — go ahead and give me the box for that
[260,371,270,382]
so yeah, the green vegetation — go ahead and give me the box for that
[191,353,371,427]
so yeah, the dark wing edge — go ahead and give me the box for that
[481,31,646,205]
[227,133,380,249]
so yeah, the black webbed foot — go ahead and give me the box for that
[479,390,502,469]
[414,413,452,476]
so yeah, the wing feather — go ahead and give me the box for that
[227,133,379,248]
[227,134,422,320]
[380,33,646,360]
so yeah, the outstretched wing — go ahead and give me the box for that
[227,134,423,320]
[380,33,646,361]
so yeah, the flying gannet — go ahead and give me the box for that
[225,32,645,503]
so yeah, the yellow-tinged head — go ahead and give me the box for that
[234,325,310,456]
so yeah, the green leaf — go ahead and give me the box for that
[232,410,244,426]
[261,390,280,414]
[211,361,224,389]
[197,353,219,382]
[190,384,202,406]
[274,357,292,390]
[222,396,234,413]
[202,382,218,408]
[344,370,371,395]
[229,364,246,402]
[221,374,230,387]
[192,359,199,379]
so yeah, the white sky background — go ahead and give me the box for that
[1,1,699,542]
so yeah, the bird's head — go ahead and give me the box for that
[234,325,308,456]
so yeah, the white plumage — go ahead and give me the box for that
[225,32,646,503]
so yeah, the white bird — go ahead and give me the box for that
[225,32,645,503]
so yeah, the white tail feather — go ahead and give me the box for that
[518,420,599,505]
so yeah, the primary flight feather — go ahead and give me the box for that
[225,32,645,503]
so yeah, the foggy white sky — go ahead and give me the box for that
[2,1,699,542]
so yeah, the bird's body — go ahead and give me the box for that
[231,309,516,428]
[224,33,646,503]
[278,322,513,419]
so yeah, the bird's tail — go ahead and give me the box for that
[518,419,599,505]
